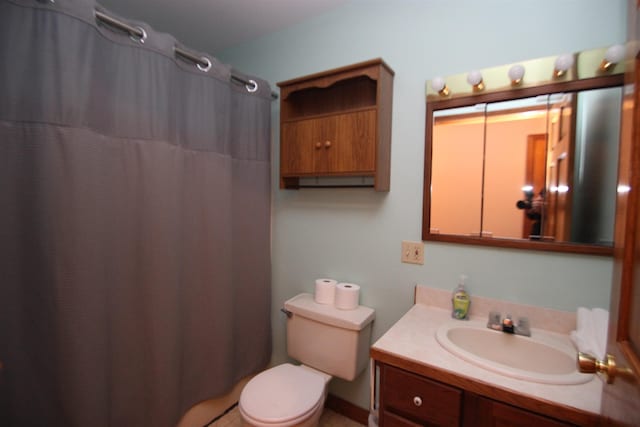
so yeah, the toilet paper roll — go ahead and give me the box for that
[334,282,360,310]
[314,278,337,305]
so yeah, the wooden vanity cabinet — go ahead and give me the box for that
[377,363,577,427]
[277,59,394,191]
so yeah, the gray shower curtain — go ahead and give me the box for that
[0,0,272,426]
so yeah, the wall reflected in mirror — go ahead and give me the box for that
[429,86,622,247]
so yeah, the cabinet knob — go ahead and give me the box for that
[412,396,422,407]
[315,142,322,149]
[324,140,332,148]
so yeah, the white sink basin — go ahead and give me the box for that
[436,321,592,385]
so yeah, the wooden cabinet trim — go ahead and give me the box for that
[277,58,394,94]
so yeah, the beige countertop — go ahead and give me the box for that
[371,286,604,422]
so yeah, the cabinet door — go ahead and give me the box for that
[280,119,318,175]
[326,110,376,174]
[463,394,571,427]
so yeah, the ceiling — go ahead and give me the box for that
[98,0,350,54]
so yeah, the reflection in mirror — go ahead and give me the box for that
[483,96,549,240]
[424,73,624,255]
[570,87,621,244]
[431,105,485,236]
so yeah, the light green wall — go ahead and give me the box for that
[218,0,626,410]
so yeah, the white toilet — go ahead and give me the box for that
[239,293,375,427]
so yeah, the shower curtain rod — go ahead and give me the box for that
[95,10,279,100]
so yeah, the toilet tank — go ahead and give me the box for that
[284,293,375,381]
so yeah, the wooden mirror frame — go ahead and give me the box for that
[422,73,624,256]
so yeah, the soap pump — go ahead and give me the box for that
[451,275,470,320]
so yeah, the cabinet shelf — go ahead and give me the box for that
[278,58,394,191]
[282,76,377,120]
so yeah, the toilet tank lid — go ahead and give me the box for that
[284,293,375,331]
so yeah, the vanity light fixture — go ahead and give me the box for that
[599,44,625,72]
[508,64,525,86]
[553,53,574,78]
[466,70,484,92]
[431,76,450,97]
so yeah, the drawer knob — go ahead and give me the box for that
[315,142,322,149]
[324,140,332,148]
[413,396,422,407]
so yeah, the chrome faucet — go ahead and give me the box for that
[487,311,502,330]
[487,312,531,336]
[515,316,531,336]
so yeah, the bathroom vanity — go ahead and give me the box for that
[370,287,602,426]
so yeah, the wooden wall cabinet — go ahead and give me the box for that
[378,363,577,427]
[277,58,394,191]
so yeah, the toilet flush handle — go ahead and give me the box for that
[280,308,292,318]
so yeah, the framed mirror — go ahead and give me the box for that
[423,49,627,255]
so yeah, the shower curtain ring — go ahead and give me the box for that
[130,26,147,44]
[197,57,212,72]
[246,79,258,93]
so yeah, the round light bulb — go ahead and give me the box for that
[466,70,483,86]
[554,54,574,77]
[431,76,450,96]
[604,44,625,64]
[600,44,625,71]
[466,70,484,92]
[508,64,525,85]
[431,76,446,92]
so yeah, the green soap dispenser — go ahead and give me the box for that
[452,275,470,320]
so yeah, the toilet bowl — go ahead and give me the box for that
[239,363,331,427]
[238,293,375,427]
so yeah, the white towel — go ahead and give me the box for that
[570,307,609,360]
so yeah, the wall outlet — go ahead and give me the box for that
[401,240,424,265]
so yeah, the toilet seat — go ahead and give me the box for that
[239,363,326,426]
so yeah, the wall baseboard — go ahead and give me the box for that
[325,394,369,425]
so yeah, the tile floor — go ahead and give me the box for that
[209,406,365,427]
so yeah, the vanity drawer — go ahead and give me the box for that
[380,364,461,426]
